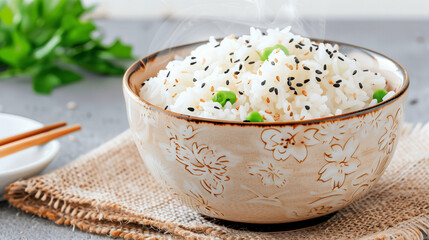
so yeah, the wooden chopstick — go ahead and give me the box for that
[0,124,81,158]
[0,121,67,146]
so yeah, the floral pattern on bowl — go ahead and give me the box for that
[124,40,408,223]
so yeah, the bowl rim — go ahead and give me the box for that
[123,38,409,126]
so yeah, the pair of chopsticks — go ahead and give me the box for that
[0,122,81,158]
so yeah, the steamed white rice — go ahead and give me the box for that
[140,27,393,122]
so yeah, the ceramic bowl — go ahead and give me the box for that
[123,39,408,224]
[0,113,60,200]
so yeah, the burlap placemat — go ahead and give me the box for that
[4,124,429,240]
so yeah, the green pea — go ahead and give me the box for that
[260,44,290,61]
[212,91,237,107]
[245,111,264,122]
[373,89,388,103]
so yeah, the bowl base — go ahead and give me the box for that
[202,212,337,233]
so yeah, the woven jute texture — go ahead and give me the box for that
[5,124,429,240]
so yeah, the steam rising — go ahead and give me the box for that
[147,0,326,54]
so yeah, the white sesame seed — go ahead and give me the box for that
[67,101,77,110]
[69,135,76,142]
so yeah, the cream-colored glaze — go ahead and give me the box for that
[123,40,408,224]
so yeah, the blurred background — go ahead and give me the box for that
[84,0,429,55]
[1,0,429,239]
[85,0,429,19]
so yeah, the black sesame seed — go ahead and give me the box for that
[294,57,299,64]
[224,69,230,74]
[166,71,170,77]
[239,91,244,95]
[312,43,318,47]
[315,70,322,74]
[303,66,310,70]
[289,38,294,43]
[363,69,369,72]
[191,56,196,59]
[244,56,249,61]
[329,54,333,58]
[230,58,232,63]
[214,43,220,48]
[243,120,250,122]
[247,45,252,48]
[288,77,295,81]
[173,85,176,87]
[338,56,344,61]
[353,70,357,75]
[296,83,303,87]
[214,106,220,109]
[164,106,168,110]
[201,83,206,88]
[274,88,278,95]
[326,49,332,55]
[229,52,234,56]
[295,44,302,49]
[336,80,342,83]
[289,86,295,90]
[269,87,275,92]
[245,40,250,43]
[226,80,229,85]
[190,62,197,65]
[323,64,327,70]
[287,81,292,86]
[298,42,305,46]
[188,107,195,112]
[305,105,310,110]
[261,80,266,86]
[294,91,298,95]
[333,83,340,88]
[249,61,255,65]
[333,50,337,53]
[204,66,209,71]
[239,64,243,70]
[316,77,321,82]
[234,71,240,75]
[359,82,363,89]
[304,79,310,83]
[193,78,197,82]
[271,61,275,66]
[234,59,240,63]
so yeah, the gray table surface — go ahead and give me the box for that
[1,19,428,240]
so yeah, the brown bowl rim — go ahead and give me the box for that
[123,38,409,126]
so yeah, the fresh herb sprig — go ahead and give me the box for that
[0,0,134,94]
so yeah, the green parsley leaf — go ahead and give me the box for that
[0,0,134,94]
[101,39,134,59]
[33,73,62,94]
[0,6,13,25]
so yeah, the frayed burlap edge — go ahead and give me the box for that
[4,131,221,240]
[4,124,429,240]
